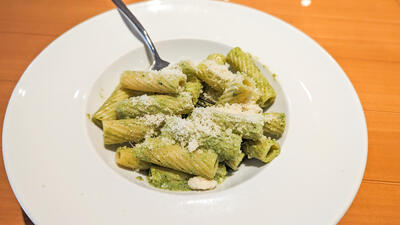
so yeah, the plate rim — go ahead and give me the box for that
[2,1,368,224]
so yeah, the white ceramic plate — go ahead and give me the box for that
[3,1,367,224]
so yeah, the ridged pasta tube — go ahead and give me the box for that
[178,60,198,78]
[227,47,276,107]
[115,146,151,170]
[196,60,234,92]
[184,76,203,105]
[120,70,186,94]
[148,165,191,191]
[177,60,203,104]
[136,137,219,179]
[116,93,194,119]
[103,119,150,145]
[225,152,245,170]
[263,112,286,139]
[214,164,227,183]
[242,136,281,163]
[201,132,242,162]
[102,115,167,145]
[92,85,137,127]
[212,110,264,140]
[190,105,264,140]
[218,75,259,104]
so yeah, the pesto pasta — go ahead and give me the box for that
[120,69,186,94]
[148,165,192,191]
[214,164,228,183]
[217,75,259,104]
[115,146,151,170]
[192,105,265,140]
[103,119,150,145]
[196,60,231,92]
[242,136,281,163]
[263,112,286,139]
[227,47,276,108]
[201,132,242,162]
[91,85,139,127]
[184,74,203,105]
[103,114,166,145]
[225,152,245,170]
[135,137,219,179]
[91,47,286,191]
[116,93,194,119]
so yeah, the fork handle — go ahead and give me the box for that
[112,0,162,62]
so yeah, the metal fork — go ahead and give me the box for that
[112,0,170,70]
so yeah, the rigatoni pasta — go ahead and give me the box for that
[116,93,194,119]
[91,85,138,127]
[227,47,276,108]
[120,69,186,94]
[135,137,219,179]
[263,112,286,139]
[115,146,151,170]
[196,59,233,92]
[103,114,166,145]
[225,152,245,171]
[183,75,203,105]
[201,132,242,162]
[217,75,259,104]
[242,136,281,163]
[103,119,150,145]
[91,47,286,191]
[192,105,265,140]
[148,165,192,191]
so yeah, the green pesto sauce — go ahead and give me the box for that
[201,134,241,162]
[272,73,277,80]
[147,166,191,191]
[136,176,144,181]
[148,177,190,191]
[214,164,227,184]
[146,164,227,191]
[86,113,91,120]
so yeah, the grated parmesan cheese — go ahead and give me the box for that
[131,94,156,107]
[187,139,199,152]
[264,113,275,123]
[191,104,264,127]
[202,59,235,82]
[147,64,187,82]
[161,113,221,152]
[138,113,169,127]
[216,103,262,115]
